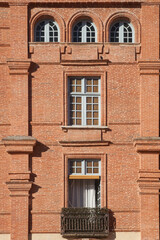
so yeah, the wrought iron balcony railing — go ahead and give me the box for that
[61,207,109,238]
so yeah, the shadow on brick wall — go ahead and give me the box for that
[109,209,116,239]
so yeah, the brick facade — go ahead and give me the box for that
[0,1,160,240]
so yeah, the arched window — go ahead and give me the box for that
[72,20,96,43]
[35,19,59,42]
[110,21,134,43]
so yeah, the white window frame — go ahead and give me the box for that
[72,20,97,43]
[35,19,60,42]
[110,21,134,43]
[68,77,101,126]
[69,159,101,176]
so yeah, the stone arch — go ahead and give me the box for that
[67,10,103,42]
[30,10,66,42]
[105,11,141,43]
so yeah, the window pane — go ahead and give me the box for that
[87,119,92,125]
[76,112,81,117]
[76,86,81,92]
[76,97,81,103]
[93,86,98,92]
[87,161,92,167]
[87,79,92,85]
[86,97,92,103]
[76,168,81,174]
[93,168,98,173]
[87,112,92,117]
[93,97,98,103]
[87,104,92,110]
[93,112,98,117]
[93,161,98,167]
[76,119,81,125]
[76,104,81,110]
[93,119,98,125]
[87,168,92,173]
[93,104,98,110]
[77,161,81,166]
[87,86,92,92]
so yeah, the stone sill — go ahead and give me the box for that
[61,126,109,132]
[62,233,109,238]
[29,42,140,46]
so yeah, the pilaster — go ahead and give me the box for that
[7,59,31,135]
[2,136,36,240]
[9,2,29,59]
[141,4,160,60]
[134,137,160,240]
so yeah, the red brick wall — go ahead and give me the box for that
[0,1,160,240]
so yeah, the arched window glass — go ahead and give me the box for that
[72,20,96,43]
[110,21,134,43]
[35,19,59,42]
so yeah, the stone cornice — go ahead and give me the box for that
[139,61,160,75]
[7,59,31,75]
[2,136,36,153]
[6,181,32,196]
[133,137,160,152]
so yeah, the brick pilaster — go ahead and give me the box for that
[3,136,36,240]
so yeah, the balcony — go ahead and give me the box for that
[61,208,109,238]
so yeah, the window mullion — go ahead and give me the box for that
[82,160,85,175]
[45,21,49,42]
[119,22,123,43]
[83,78,86,126]
[82,21,86,43]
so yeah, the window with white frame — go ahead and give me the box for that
[72,20,96,42]
[68,77,101,126]
[35,19,59,42]
[69,159,101,208]
[110,21,134,43]
[69,159,101,175]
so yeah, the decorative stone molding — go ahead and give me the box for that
[7,59,31,75]
[59,140,110,147]
[139,169,160,179]
[29,10,65,42]
[9,172,31,181]
[138,170,160,194]
[2,136,36,153]
[6,181,32,196]
[138,60,160,75]
[61,59,109,66]
[133,137,160,152]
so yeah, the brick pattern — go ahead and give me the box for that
[0,1,160,240]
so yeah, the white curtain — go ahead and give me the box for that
[69,179,96,208]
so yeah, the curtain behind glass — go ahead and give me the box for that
[69,179,96,207]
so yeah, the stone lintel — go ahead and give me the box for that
[133,137,160,152]
[7,59,31,75]
[2,136,36,153]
